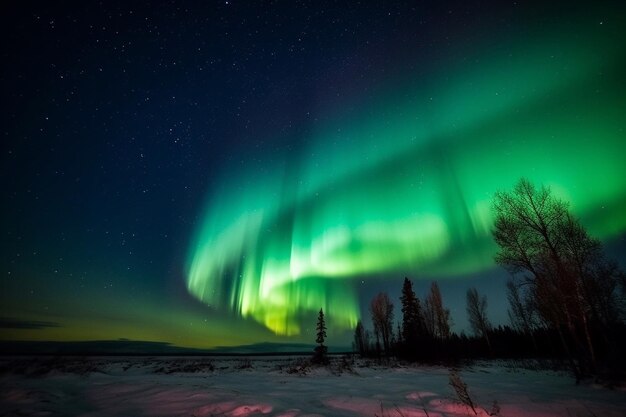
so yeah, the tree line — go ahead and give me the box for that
[352,179,626,380]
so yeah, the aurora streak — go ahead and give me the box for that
[186,18,626,336]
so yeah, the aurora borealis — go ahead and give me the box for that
[2,1,626,350]
[186,13,626,336]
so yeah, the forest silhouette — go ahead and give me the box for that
[349,179,625,382]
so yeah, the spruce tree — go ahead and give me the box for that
[400,277,424,350]
[353,320,365,355]
[313,308,328,363]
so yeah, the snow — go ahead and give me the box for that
[1,356,624,416]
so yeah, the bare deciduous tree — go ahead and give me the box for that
[466,287,492,352]
[493,178,624,377]
[506,279,540,351]
[371,292,394,355]
[425,282,451,340]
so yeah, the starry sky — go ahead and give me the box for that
[1,1,625,350]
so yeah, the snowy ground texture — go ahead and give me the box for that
[1,356,625,417]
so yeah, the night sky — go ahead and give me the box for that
[2,1,625,349]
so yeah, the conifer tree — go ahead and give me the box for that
[400,277,424,350]
[313,308,328,363]
[353,320,365,355]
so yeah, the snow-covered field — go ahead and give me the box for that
[1,356,624,417]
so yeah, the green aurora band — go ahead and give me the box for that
[186,21,626,336]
